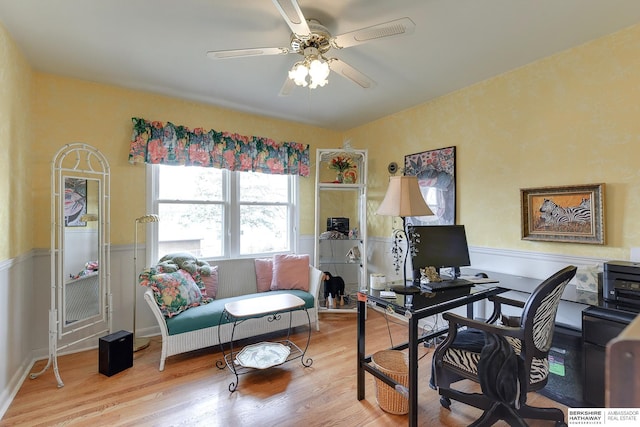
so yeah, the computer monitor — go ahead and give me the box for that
[410,225,471,280]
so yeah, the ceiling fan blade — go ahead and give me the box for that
[331,17,415,49]
[328,59,376,89]
[272,0,311,37]
[279,76,296,97]
[207,47,290,59]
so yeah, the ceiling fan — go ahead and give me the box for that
[206,0,415,96]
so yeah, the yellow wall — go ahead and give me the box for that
[349,23,640,261]
[4,20,640,262]
[30,75,342,246]
[0,23,32,260]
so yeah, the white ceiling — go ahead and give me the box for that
[2,0,640,130]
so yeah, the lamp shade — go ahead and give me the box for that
[80,213,98,222]
[376,176,434,217]
[135,214,160,223]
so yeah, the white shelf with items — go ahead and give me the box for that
[314,148,367,313]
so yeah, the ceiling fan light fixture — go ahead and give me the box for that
[288,61,309,87]
[288,52,330,89]
[308,57,330,88]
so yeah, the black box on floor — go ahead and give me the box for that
[99,330,133,377]
[538,325,585,408]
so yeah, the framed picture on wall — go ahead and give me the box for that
[520,183,605,244]
[404,146,456,225]
[64,177,88,227]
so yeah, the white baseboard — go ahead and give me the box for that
[0,356,36,419]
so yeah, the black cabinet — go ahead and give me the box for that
[582,307,636,407]
[538,325,585,408]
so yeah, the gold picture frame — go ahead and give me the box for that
[521,183,605,244]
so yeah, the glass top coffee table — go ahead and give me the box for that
[216,293,313,392]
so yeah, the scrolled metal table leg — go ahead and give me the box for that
[300,308,313,367]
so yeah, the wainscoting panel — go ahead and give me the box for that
[0,251,37,419]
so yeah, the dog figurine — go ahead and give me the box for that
[420,266,442,284]
[323,272,345,307]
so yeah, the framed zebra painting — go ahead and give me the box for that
[520,183,605,244]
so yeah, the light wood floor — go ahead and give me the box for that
[1,311,567,426]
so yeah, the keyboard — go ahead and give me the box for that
[420,278,474,292]
[459,275,500,285]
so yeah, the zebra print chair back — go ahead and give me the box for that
[521,267,575,360]
[431,265,577,426]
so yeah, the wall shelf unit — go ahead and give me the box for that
[314,149,367,313]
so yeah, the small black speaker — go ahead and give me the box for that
[99,330,133,377]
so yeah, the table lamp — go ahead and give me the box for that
[376,176,433,287]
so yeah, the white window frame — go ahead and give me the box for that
[145,164,300,264]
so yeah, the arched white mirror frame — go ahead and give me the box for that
[30,143,111,387]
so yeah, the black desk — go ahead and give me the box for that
[356,285,508,427]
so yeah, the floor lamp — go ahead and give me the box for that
[133,214,160,352]
[376,176,433,287]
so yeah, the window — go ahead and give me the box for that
[149,164,298,260]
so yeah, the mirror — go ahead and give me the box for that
[30,143,110,387]
[63,177,101,325]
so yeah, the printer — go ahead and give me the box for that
[604,261,640,308]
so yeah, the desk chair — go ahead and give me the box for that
[431,265,577,427]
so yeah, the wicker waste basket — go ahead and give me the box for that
[371,350,409,415]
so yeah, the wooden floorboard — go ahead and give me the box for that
[1,311,567,426]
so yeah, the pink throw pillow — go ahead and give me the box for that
[201,265,219,299]
[271,254,310,291]
[255,258,273,292]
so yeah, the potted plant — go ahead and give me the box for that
[328,155,356,183]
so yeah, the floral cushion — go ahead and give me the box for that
[139,268,210,318]
[70,260,99,280]
[156,253,215,298]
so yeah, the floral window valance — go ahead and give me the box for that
[128,117,310,177]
